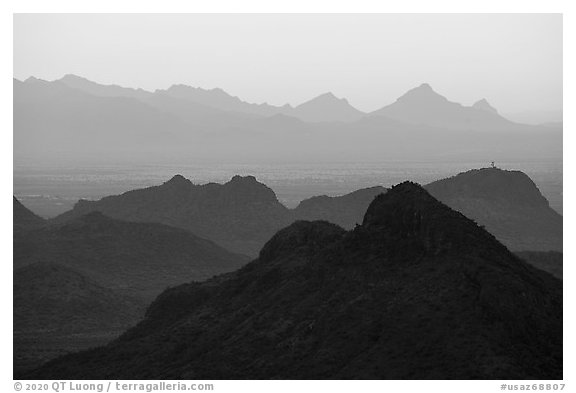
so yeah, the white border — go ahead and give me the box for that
[2,4,572,391]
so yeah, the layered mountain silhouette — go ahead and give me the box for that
[54,175,292,256]
[14,202,248,372]
[54,176,387,256]
[15,210,248,300]
[14,78,195,163]
[25,182,562,379]
[53,168,562,259]
[425,168,562,252]
[14,76,562,164]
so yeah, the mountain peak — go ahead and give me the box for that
[361,181,504,255]
[305,92,351,105]
[316,92,338,100]
[224,175,281,205]
[396,83,447,104]
[24,76,48,85]
[60,74,89,82]
[230,174,257,183]
[473,98,498,114]
[164,174,192,186]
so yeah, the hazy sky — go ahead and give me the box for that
[14,13,562,114]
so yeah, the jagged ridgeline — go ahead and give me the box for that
[25,183,562,380]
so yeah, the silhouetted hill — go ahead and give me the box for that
[293,186,387,228]
[15,211,249,300]
[14,262,145,373]
[27,183,562,379]
[425,168,562,252]
[14,196,45,230]
[370,83,515,130]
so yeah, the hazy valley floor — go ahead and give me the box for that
[14,160,562,218]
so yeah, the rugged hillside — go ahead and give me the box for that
[27,183,562,379]
[425,167,562,252]
[15,211,249,300]
[14,263,145,373]
[14,196,45,230]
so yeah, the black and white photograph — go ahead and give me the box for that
[5,9,570,386]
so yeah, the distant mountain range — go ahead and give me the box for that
[53,168,562,256]
[370,83,514,130]
[25,182,562,379]
[14,75,562,164]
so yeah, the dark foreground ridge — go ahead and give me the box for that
[25,182,562,380]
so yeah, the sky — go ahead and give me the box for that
[13,13,562,114]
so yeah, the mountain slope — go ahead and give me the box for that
[14,262,145,373]
[27,183,562,379]
[14,196,45,230]
[425,168,562,252]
